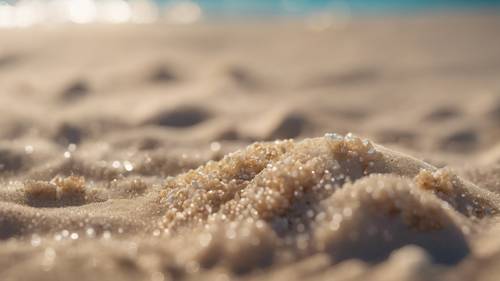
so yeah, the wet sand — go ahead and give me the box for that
[1,11,500,281]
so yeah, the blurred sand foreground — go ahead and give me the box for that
[1,11,500,281]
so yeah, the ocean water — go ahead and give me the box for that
[0,0,499,28]
[165,0,500,16]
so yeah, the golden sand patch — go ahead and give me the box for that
[24,176,86,206]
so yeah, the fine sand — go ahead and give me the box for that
[1,11,500,281]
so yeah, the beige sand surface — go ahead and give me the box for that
[1,11,500,281]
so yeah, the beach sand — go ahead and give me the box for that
[1,11,500,281]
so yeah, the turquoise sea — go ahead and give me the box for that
[158,0,500,16]
[1,0,499,27]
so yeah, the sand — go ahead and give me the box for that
[1,11,500,281]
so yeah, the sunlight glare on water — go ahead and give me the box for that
[68,0,96,24]
[0,0,164,27]
[0,2,15,28]
[97,0,131,23]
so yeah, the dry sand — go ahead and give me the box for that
[1,11,500,281]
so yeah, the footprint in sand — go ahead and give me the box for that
[375,129,417,146]
[226,65,260,89]
[0,147,24,173]
[424,106,462,122]
[331,108,369,120]
[148,106,211,128]
[60,80,90,102]
[0,213,24,240]
[487,98,500,122]
[0,53,19,69]
[267,113,308,140]
[54,123,84,145]
[440,128,479,152]
[216,128,240,141]
[149,65,179,83]
[304,67,379,88]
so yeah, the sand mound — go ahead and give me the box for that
[0,133,499,280]
[159,134,496,229]
[156,134,497,269]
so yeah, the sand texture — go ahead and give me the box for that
[1,11,500,281]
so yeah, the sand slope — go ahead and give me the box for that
[1,11,500,281]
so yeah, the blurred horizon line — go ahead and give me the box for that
[1,0,500,29]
